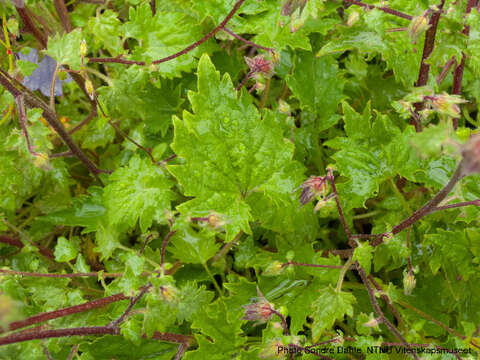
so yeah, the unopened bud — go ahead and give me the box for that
[84,77,95,100]
[461,132,480,175]
[403,271,416,295]
[296,176,329,206]
[347,11,360,27]
[207,212,226,229]
[242,299,275,323]
[263,261,284,276]
[278,100,291,114]
[80,39,87,58]
[160,285,177,301]
[33,153,50,170]
[245,55,274,78]
[427,93,467,118]
[409,12,430,42]
[364,317,380,328]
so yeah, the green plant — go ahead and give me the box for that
[0,0,480,359]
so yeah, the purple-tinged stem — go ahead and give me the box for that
[411,0,446,132]
[221,27,274,53]
[53,0,72,33]
[344,0,412,20]
[357,265,420,360]
[89,0,247,66]
[326,168,355,248]
[451,0,477,130]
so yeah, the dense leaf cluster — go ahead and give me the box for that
[0,0,479,359]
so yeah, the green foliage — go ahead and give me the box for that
[1,0,480,359]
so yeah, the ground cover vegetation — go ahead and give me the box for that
[0,0,480,359]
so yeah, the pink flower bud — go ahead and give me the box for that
[426,92,467,118]
[245,55,274,77]
[242,290,275,324]
[297,176,328,206]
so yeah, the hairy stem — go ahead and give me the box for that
[2,293,129,334]
[0,69,105,184]
[89,0,247,66]
[451,0,477,130]
[411,0,446,132]
[221,27,274,53]
[108,285,152,328]
[357,265,420,360]
[344,0,412,20]
[326,168,355,247]
[53,0,72,33]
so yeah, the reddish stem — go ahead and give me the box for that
[411,0,446,132]
[367,275,406,329]
[284,261,343,269]
[53,0,72,33]
[88,0,247,66]
[221,27,274,53]
[357,265,420,360]
[3,293,129,334]
[0,234,54,260]
[451,0,477,130]
[344,0,413,20]
[161,231,177,272]
[15,5,48,47]
[326,169,355,248]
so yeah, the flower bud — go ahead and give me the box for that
[278,100,291,114]
[263,261,285,276]
[409,11,430,42]
[207,212,226,229]
[160,285,177,301]
[297,176,328,206]
[427,93,467,118]
[461,132,480,175]
[33,153,50,170]
[403,271,416,295]
[242,290,275,324]
[84,77,95,100]
[80,39,87,59]
[245,55,274,78]
[363,317,380,328]
[347,11,360,27]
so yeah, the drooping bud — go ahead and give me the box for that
[403,271,416,295]
[363,317,380,328]
[461,132,480,175]
[207,212,226,229]
[408,11,430,42]
[242,288,275,324]
[245,55,274,78]
[297,176,328,206]
[84,77,95,100]
[426,92,467,118]
[263,261,285,276]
